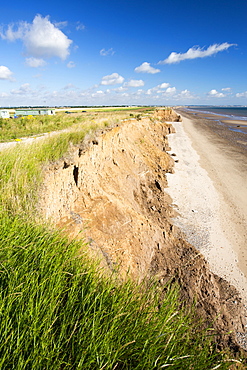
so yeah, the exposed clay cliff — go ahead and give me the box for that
[153,107,182,122]
[38,110,246,352]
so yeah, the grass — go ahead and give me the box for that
[0,212,233,369]
[0,112,125,215]
[0,110,244,369]
[0,108,153,142]
[0,114,81,142]
[0,126,95,215]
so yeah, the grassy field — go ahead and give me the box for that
[0,107,154,142]
[0,110,244,369]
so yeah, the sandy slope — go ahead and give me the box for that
[166,113,247,304]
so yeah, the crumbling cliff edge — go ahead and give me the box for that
[38,109,247,352]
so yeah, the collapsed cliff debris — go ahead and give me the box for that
[38,110,246,352]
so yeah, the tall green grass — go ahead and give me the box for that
[0,114,85,142]
[0,121,101,215]
[0,213,231,369]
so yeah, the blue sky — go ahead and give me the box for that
[0,0,246,106]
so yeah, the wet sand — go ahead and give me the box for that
[166,109,247,303]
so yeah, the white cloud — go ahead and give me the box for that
[158,82,170,89]
[101,72,124,85]
[100,48,115,56]
[221,87,231,91]
[0,92,9,97]
[165,87,176,95]
[134,62,160,74]
[176,89,197,99]
[1,15,72,60]
[124,79,144,87]
[0,65,13,80]
[92,90,105,98]
[136,89,144,95]
[113,86,128,92]
[146,83,170,95]
[76,22,85,31]
[208,89,225,98]
[159,43,235,64]
[54,21,68,29]
[67,61,76,68]
[11,83,32,95]
[236,91,247,98]
[25,57,47,67]
[0,21,26,41]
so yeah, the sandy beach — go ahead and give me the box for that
[166,110,247,303]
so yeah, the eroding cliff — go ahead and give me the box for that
[38,111,246,351]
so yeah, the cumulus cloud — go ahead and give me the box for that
[134,62,160,74]
[236,91,247,98]
[165,87,176,95]
[159,43,235,64]
[67,61,76,68]
[208,89,225,98]
[101,73,124,85]
[176,89,197,99]
[25,57,47,67]
[1,15,72,60]
[158,82,170,89]
[145,83,170,95]
[221,87,231,91]
[124,79,144,87]
[0,65,13,80]
[100,48,115,56]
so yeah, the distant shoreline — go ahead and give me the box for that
[178,108,247,149]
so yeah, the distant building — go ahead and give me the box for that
[15,109,55,116]
[0,110,10,119]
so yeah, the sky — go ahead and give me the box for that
[0,0,247,107]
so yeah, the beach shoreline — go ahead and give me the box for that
[166,110,247,303]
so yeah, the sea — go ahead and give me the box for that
[181,106,247,137]
[184,106,247,121]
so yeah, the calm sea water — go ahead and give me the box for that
[185,106,247,120]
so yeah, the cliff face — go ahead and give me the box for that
[38,111,246,351]
[153,107,182,122]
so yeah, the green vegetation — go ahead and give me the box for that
[0,124,98,215]
[0,114,82,142]
[0,110,243,369]
[0,214,233,369]
[0,108,154,142]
